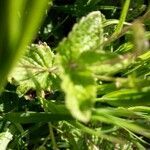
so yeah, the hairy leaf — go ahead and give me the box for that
[57,11,103,122]
[8,43,56,96]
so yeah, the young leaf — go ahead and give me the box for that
[58,11,103,58]
[57,11,103,122]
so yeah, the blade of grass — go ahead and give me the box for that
[112,0,131,36]
[103,10,150,47]
[0,0,52,91]
[92,113,150,138]
[3,112,73,124]
[71,121,125,144]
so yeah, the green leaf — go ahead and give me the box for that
[61,71,96,122]
[58,11,103,58]
[57,11,103,122]
[79,51,117,65]
[8,43,56,96]
[0,131,13,150]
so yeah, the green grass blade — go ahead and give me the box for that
[113,0,131,35]
[71,121,125,144]
[3,112,73,124]
[0,0,52,90]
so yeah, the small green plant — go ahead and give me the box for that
[0,0,150,149]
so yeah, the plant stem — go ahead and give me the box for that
[113,0,131,36]
[49,123,58,150]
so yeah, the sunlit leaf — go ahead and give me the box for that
[8,43,56,96]
[57,11,103,122]
[0,131,13,150]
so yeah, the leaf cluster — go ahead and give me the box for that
[0,0,150,149]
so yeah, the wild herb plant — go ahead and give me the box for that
[0,0,150,149]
